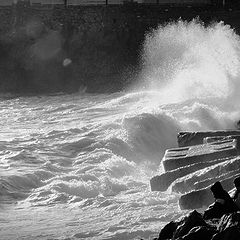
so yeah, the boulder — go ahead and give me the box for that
[163,139,238,172]
[179,188,213,210]
[178,131,240,147]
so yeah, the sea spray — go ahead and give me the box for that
[140,19,240,105]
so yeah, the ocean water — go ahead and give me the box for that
[1,20,240,240]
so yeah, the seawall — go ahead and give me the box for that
[0,4,240,94]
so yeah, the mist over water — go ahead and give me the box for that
[1,20,240,240]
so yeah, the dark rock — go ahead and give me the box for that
[157,210,209,240]
[176,226,216,240]
[211,212,240,240]
[158,221,177,240]
[217,212,240,232]
[173,210,207,239]
[211,227,240,240]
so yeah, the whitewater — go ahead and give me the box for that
[1,20,240,240]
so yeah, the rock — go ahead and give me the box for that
[150,159,227,192]
[217,212,240,232]
[162,139,238,171]
[194,170,240,191]
[179,188,213,210]
[212,227,240,240]
[157,210,210,240]
[174,210,208,239]
[211,212,240,240]
[178,172,239,210]
[178,131,240,147]
[176,226,216,240]
[203,136,232,144]
[158,221,177,240]
[172,157,240,194]
[204,135,240,147]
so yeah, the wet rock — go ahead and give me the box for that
[174,210,208,238]
[177,226,216,240]
[178,131,240,147]
[212,212,240,240]
[157,210,214,240]
[158,221,177,240]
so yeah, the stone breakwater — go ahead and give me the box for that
[0,5,240,94]
[150,130,240,240]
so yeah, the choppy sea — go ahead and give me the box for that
[1,20,240,240]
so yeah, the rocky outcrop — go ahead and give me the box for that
[155,211,240,240]
[150,131,240,210]
[156,210,217,240]
[149,130,240,239]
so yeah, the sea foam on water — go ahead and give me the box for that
[1,20,240,240]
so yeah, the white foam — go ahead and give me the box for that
[141,20,240,105]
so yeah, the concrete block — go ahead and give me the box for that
[178,131,240,147]
[163,139,239,172]
[203,135,240,144]
[150,158,227,192]
[171,157,240,193]
[195,170,240,191]
[179,188,213,210]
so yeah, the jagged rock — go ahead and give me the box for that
[174,210,208,239]
[150,159,228,192]
[176,226,216,240]
[217,212,240,231]
[178,131,240,147]
[162,139,238,171]
[157,211,210,240]
[211,212,240,240]
[158,221,177,240]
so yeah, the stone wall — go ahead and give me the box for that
[0,4,240,94]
